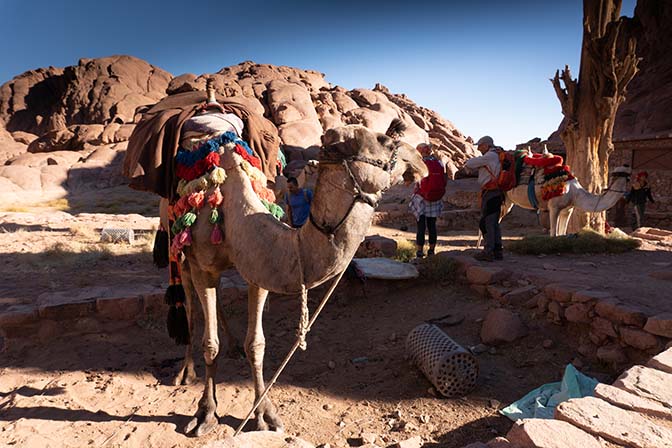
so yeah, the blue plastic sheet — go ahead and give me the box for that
[500,364,599,421]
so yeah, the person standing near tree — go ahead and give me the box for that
[626,171,655,229]
[465,136,504,262]
[409,143,447,258]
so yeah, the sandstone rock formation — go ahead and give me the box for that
[614,0,672,140]
[0,55,172,136]
[0,57,477,203]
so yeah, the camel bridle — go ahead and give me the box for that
[308,144,399,239]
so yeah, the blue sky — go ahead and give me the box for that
[0,0,636,149]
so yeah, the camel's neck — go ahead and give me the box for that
[572,177,628,212]
[221,162,375,293]
[298,164,376,287]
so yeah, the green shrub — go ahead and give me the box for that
[507,228,640,255]
[394,239,417,262]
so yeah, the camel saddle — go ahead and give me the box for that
[123,91,280,201]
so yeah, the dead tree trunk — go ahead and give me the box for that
[551,0,639,233]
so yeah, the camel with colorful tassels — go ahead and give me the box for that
[501,146,631,236]
[162,118,427,436]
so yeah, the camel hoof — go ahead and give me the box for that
[185,413,217,437]
[173,366,197,386]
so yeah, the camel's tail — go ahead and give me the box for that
[572,179,622,213]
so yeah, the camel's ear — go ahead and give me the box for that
[377,134,393,148]
[385,118,406,139]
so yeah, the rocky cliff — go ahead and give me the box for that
[0,57,477,202]
[614,0,672,140]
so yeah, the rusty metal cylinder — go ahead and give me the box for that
[406,323,479,397]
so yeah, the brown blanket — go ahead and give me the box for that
[122,91,280,200]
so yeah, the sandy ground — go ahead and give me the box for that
[0,279,609,448]
[0,208,669,447]
[369,224,672,316]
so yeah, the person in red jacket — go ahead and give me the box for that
[409,143,448,258]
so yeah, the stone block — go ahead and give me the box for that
[594,298,647,327]
[588,329,610,346]
[535,293,549,313]
[647,347,672,374]
[507,418,603,448]
[96,296,143,320]
[547,301,563,322]
[613,365,672,407]
[481,308,528,346]
[142,293,166,315]
[470,284,489,297]
[570,289,612,303]
[487,285,510,302]
[564,303,592,324]
[391,436,423,448]
[466,266,511,285]
[38,300,95,321]
[596,344,627,365]
[502,285,538,306]
[594,383,672,420]
[543,284,574,303]
[591,317,617,338]
[0,308,39,326]
[356,235,397,258]
[619,326,660,351]
[555,396,672,448]
[0,322,39,339]
[643,313,672,338]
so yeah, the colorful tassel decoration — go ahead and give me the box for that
[210,225,223,245]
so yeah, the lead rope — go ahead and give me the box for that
[234,266,349,436]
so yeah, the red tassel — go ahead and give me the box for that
[210,225,223,245]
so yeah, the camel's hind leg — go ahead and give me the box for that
[217,300,244,359]
[173,262,197,386]
[557,207,574,236]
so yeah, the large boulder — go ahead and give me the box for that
[480,308,528,346]
[0,55,172,135]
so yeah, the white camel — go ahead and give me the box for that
[501,165,631,236]
[164,124,427,436]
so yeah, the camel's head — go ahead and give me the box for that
[320,124,427,195]
[611,165,632,187]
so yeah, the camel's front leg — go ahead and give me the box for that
[246,285,284,432]
[173,262,197,386]
[185,268,221,437]
[548,206,560,237]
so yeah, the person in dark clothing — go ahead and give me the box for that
[627,171,655,229]
[465,136,504,262]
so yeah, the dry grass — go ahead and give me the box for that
[0,205,32,212]
[420,256,458,284]
[507,228,641,255]
[394,239,417,262]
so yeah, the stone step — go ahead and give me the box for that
[612,365,672,407]
[555,396,672,448]
[594,383,672,420]
[506,418,604,448]
[647,346,672,374]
